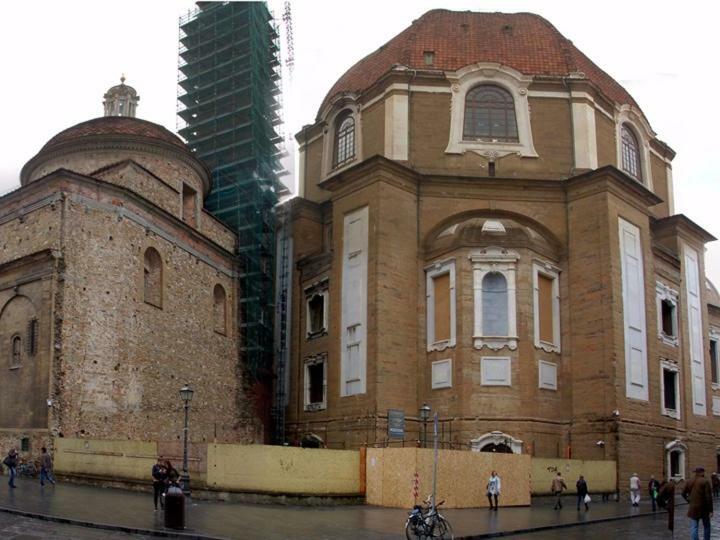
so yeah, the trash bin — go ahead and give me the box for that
[164,485,185,530]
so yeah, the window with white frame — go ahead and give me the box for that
[305,279,329,339]
[615,108,653,190]
[445,64,537,159]
[471,248,518,351]
[334,112,355,168]
[620,124,643,182]
[431,359,452,390]
[710,329,719,387]
[538,360,557,391]
[426,260,456,351]
[660,360,680,420]
[533,262,561,353]
[713,396,720,416]
[304,353,327,411]
[481,357,511,386]
[656,282,679,346]
[666,440,686,480]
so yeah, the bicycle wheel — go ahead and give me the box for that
[404,519,422,540]
[432,516,453,539]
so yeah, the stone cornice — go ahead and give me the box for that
[652,214,716,244]
[9,169,237,262]
[20,134,212,195]
[564,165,662,210]
[318,154,419,193]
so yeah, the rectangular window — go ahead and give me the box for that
[533,263,560,352]
[710,339,719,385]
[431,359,452,389]
[305,280,329,339]
[341,207,368,396]
[304,354,327,411]
[481,357,511,386]
[27,318,39,356]
[661,301,675,336]
[619,219,648,401]
[656,282,679,346]
[433,274,451,342]
[538,360,558,391]
[426,260,456,351]
[182,184,197,227]
[661,361,680,419]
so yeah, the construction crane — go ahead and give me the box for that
[282,1,294,76]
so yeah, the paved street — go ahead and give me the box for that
[0,478,695,539]
[0,511,155,539]
[509,509,720,539]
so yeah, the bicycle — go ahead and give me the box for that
[405,497,453,539]
[17,460,38,478]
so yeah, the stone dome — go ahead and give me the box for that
[21,116,211,194]
[320,10,639,116]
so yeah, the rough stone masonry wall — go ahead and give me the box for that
[55,185,259,445]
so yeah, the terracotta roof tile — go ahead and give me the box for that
[43,116,187,151]
[320,10,639,115]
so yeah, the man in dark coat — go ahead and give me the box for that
[682,467,713,540]
[2,449,18,488]
[648,475,660,511]
[576,475,589,511]
[658,478,676,531]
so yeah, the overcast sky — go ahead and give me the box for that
[2,1,719,282]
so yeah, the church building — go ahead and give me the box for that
[283,10,720,484]
[0,79,259,454]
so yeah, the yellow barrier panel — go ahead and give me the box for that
[531,458,617,494]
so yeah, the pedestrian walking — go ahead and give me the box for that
[486,470,501,511]
[39,447,55,486]
[551,472,567,510]
[658,477,676,532]
[151,458,167,511]
[648,474,660,511]
[2,448,18,488]
[576,475,589,511]
[682,466,713,540]
[711,472,720,498]
[629,472,641,506]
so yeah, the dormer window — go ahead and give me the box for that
[463,85,519,142]
[334,112,355,167]
[621,124,642,182]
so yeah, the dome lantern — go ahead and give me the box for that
[103,75,140,117]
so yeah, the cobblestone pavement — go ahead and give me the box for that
[509,509,720,539]
[0,511,156,539]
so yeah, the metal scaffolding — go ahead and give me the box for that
[178,1,285,436]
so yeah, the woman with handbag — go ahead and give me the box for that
[576,475,590,511]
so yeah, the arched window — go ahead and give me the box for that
[621,125,642,182]
[334,113,355,167]
[482,272,508,336]
[213,284,227,335]
[463,85,518,142]
[143,247,163,308]
[11,335,22,367]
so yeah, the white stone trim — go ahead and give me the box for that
[665,165,675,215]
[619,218,649,401]
[425,258,456,352]
[481,356,512,386]
[660,360,681,420]
[665,440,687,480]
[384,93,409,160]
[683,244,706,415]
[538,360,558,391]
[532,262,561,353]
[445,63,538,159]
[304,353,328,412]
[656,281,679,347]
[572,101,598,169]
[616,106,654,190]
[471,431,523,454]
[340,206,368,396]
[431,359,453,390]
[470,248,519,351]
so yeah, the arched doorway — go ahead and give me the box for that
[471,431,523,454]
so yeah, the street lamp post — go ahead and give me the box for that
[419,403,431,449]
[179,383,194,497]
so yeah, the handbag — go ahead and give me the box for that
[584,494,591,503]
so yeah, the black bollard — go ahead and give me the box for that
[164,485,186,530]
